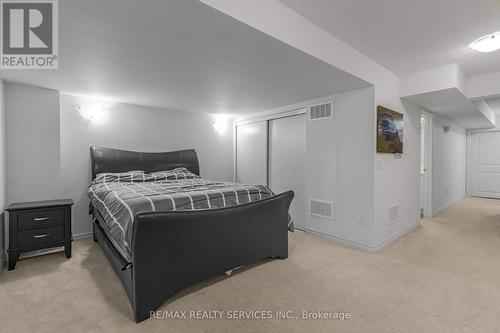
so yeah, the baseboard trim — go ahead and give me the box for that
[73,232,93,240]
[304,222,421,253]
[432,196,466,216]
[372,222,421,252]
[432,205,447,216]
[304,228,375,252]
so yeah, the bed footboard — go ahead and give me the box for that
[131,190,294,322]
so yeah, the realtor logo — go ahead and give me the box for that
[1,0,58,69]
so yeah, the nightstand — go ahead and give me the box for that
[6,199,74,270]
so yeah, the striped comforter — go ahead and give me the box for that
[88,168,280,262]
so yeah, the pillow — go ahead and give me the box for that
[150,167,199,181]
[92,170,148,184]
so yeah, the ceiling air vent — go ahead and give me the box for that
[309,102,333,121]
[310,199,333,219]
[388,204,399,225]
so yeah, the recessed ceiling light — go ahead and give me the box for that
[470,32,500,53]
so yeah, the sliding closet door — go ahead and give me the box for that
[269,114,306,230]
[236,121,268,185]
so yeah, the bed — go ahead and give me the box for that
[88,146,294,322]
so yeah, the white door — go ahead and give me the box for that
[269,114,306,230]
[236,121,268,185]
[469,131,500,198]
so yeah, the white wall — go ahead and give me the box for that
[4,83,234,239]
[237,87,376,249]
[0,80,5,266]
[401,64,467,97]
[373,101,421,249]
[5,83,62,204]
[431,116,467,215]
[305,88,375,247]
[203,0,422,250]
[467,71,500,99]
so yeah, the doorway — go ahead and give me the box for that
[420,112,433,218]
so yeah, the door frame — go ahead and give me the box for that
[421,111,433,217]
[234,107,306,127]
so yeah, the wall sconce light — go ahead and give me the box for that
[77,105,106,122]
[212,117,230,134]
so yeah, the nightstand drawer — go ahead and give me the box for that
[7,199,73,270]
[18,208,65,230]
[18,226,64,248]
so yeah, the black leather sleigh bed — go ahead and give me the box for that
[89,146,294,322]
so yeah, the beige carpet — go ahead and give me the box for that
[1,197,500,333]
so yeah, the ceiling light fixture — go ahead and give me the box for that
[470,32,500,53]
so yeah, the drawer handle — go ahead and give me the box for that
[33,233,51,239]
[34,217,49,222]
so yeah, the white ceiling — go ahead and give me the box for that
[485,97,500,115]
[0,0,369,116]
[280,0,500,76]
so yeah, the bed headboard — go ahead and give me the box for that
[90,146,200,180]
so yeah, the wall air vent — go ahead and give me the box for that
[388,204,399,224]
[309,102,333,121]
[310,199,333,219]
